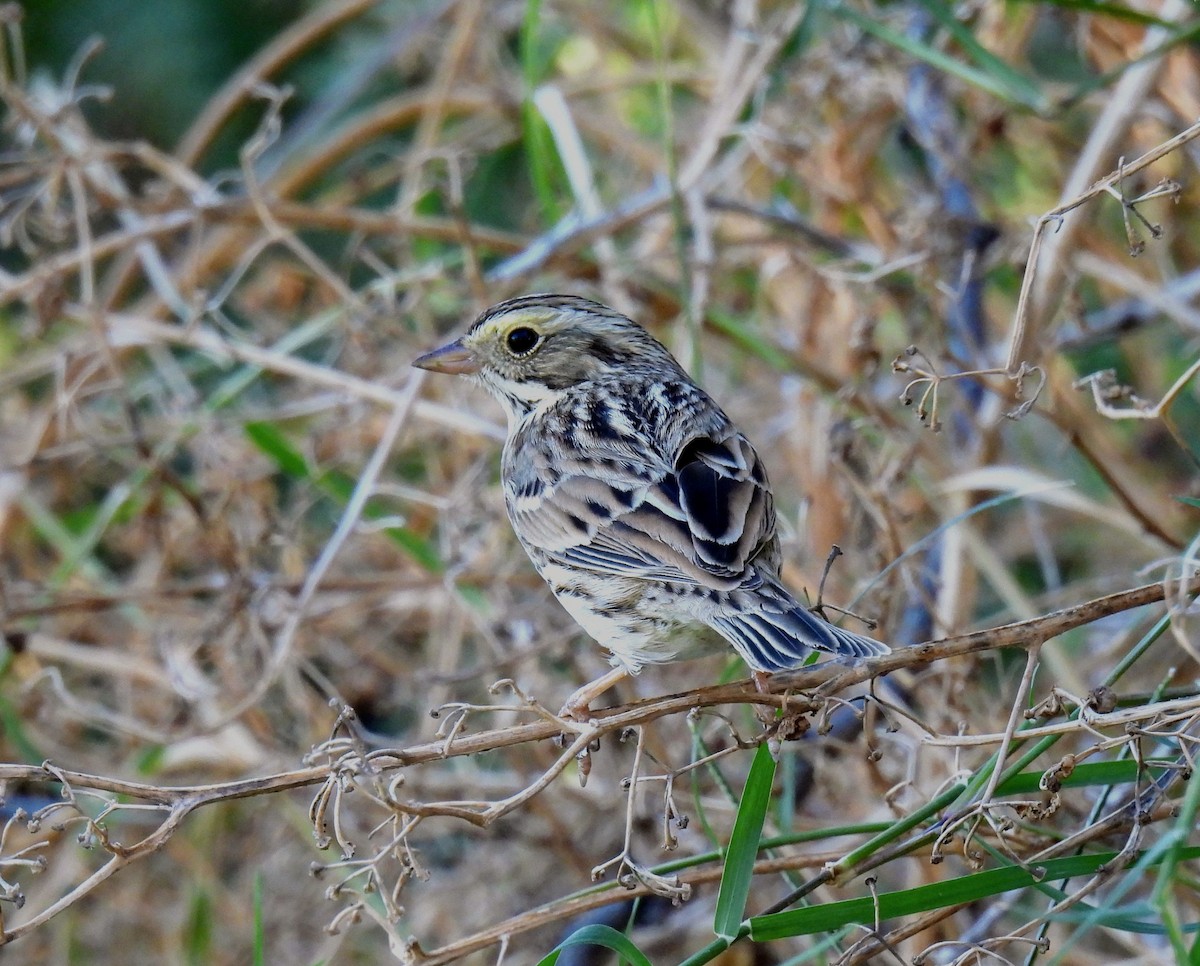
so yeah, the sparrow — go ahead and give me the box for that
[414,295,888,713]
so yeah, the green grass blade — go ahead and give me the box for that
[915,0,1047,110]
[537,923,653,966]
[997,759,1172,795]
[750,847,1200,940]
[521,0,563,224]
[834,4,1046,111]
[252,872,265,966]
[245,421,443,573]
[713,742,777,941]
[837,782,965,871]
[1009,0,1177,27]
[1060,20,1200,108]
[380,524,443,574]
[184,887,213,966]
[708,309,790,372]
[244,421,308,478]
[1152,755,1200,961]
[1050,834,1188,962]
[0,693,43,764]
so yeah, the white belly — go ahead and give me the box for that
[539,563,726,672]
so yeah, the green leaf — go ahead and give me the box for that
[246,423,443,573]
[521,0,565,224]
[1009,0,1176,27]
[384,525,443,574]
[135,744,167,775]
[713,742,777,941]
[750,847,1200,940]
[252,872,266,966]
[244,421,309,479]
[183,887,213,966]
[708,309,790,371]
[0,694,43,764]
[996,759,1171,795]
[316,468,355,502]
[834,4,1047,111]
[914,0,1048,110]
[1152,743,1200,960]
[1061,19,1200,109]
[537,923,653,966]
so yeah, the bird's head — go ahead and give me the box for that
[413,295,684,420]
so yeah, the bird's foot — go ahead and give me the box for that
[557,693,595,723]
[752,670,787,726]
[557,666,630,723]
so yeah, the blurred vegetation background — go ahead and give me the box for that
[1,0,1199,963]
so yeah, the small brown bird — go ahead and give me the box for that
[414,295,888,713]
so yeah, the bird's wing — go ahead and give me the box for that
[507,396,775,590]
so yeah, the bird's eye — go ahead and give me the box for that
[505,326,540,356]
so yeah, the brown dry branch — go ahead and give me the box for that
[1006,115,1200,375]
[887,115,1200,428]
[1022,0,1198,337]
[2,574,1196,955]
[4,2,1200,962]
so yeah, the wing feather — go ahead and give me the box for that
[505,382,775,591]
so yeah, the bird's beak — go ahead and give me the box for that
[412,339,481,376]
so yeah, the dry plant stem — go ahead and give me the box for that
[1076,357,1200,421]
[533,84,628,312]
[1006,116,1200,374]
[980,645,1042,807]
[238,85,366,312]
[811,777,1176,964]
[924,694,1200,747]
[174,0,382,165]
[893,345,1044,426]
[956,644,1042,857]
[844,903,973,966]
[1040,389,1182,550]
[395,0,483,216]
[375,726,599,827]
[1025,0,1193,332]
[267,90,496,200]
[684,187,715,368]
[402,850,845,966]
[0,805,191,947]
[914,935,1049,966]
[0,575,1191,794]
[0,202,526,311]
[485,180,675,283]
[1070,251,1200,333]
[838,782,1179,966]
[589,726,691,900]
[122,0,447,310]
[193,381,424,732]
[0,576,1193,950]
[152,89,500,317]
[96,308,505,441]
[975,799,1156,959]
[6,573,436,622]
[677,2,806,191]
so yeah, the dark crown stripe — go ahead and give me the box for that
[468,294,628,333]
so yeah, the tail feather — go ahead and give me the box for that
[710,585,889,672]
